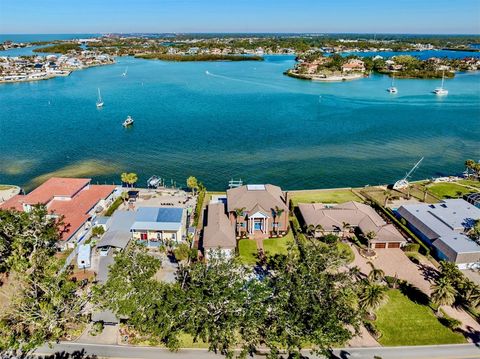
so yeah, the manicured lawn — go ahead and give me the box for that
[263,231,295,256]
[177,333,209,348]
[289,189,362,206]
[459,180,480,190]
[238,239,258,265]
[375,290,466,346]
[426,183,475,199]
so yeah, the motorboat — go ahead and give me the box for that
[122,115,134,127]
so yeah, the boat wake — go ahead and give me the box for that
[204,70,288,92]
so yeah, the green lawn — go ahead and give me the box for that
[459,179,480,190]
[375,290,466,346]
[238,239,258,265]
[289,189,362,206]
[426,182,475,199]
[263,231,295,256]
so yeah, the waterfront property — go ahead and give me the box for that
[0,177,116,245]
[227,184,289,238]
[297,201,406,249]
[396,199,480,268]
[202,201,236,259]
[131,207,186,245]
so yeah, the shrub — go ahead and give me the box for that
[105,197,123,216]
[402,243,420,253]
[91,226,105,237]
[364,321,381,339]
[173,243,191,261]
[320,233,339,244]
[89,321,104,336]
[193,190,206,227]
[406,252,420,265]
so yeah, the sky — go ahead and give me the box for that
[0,0,479,34]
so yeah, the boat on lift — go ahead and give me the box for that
[393,157,424,190]
[122,115,134,127]
[96,88,104,108]
[433,71,448,96]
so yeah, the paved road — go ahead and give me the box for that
[34,342,480,359]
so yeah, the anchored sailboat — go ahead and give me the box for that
[122,67,128,77]
[387,75,398,94]
[433,71,448,96]
[96,88,104,108]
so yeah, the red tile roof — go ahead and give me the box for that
[0,178,115,241]
[23,177,91,205]
[50,185,116,240]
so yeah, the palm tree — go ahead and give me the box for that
[465,159,475,177]
[365,231,377,249]
[306,224,315,239]
[359,280,389,317]
[431,277,457,307]
[341,221,351,240]
[367,261,385,282]
[349,265,364,282]
[234,207,246,237]
[461,280,480,308]
[315,224,325,238]
[271,206,285,237]
[120,172,138,188]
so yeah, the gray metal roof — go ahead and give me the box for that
[97,210,136,249]
[97,252,114,284]
[398,199,480,259]
[131,207,183,232]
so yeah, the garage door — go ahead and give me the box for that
[374,243,386,249]
[388,242,400,249]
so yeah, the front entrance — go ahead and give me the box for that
[254,220,263,231]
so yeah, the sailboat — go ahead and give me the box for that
[433,71,448,96]
[96,88,104,108]
[387,75,398,94]
[122,67,128,77]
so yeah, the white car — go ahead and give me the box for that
[99,247,110,257]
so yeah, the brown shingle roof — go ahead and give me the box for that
[298,201,405,243]
[226,184,287,216]
[203,202,236,250]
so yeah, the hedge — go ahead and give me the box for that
[104,197,123,216]
[193,190,206,227]
[402,243,420,253]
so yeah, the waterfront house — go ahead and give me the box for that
[0,177,116,246]
[203,202,236,259]
[226,184,289,238]
[341,59,365,73]
[130,207,186,245]
[297,201,406,249]
[396,199,480,269]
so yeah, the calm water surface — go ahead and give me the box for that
[0,55,479,190]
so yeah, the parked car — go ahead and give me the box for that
[99,247,110,257]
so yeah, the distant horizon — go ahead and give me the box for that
[1,32,480,36]
[1,0,478,35]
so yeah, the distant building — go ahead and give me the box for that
[341,59,365,73]
[227,184,289,238]
[397,199,480,269]
[0,177,116,245]
[297,201,406,249]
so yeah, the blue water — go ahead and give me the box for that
[0,55,479,191]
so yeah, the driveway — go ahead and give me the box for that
[351,246,437,295]
[77,323,118,345]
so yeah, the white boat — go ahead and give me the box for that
[122,115,134,127]
[387,76,398,93]
[96,88,104,108]
[122,67,128,77]
[433,71,448,95]
[393,157,424,190]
